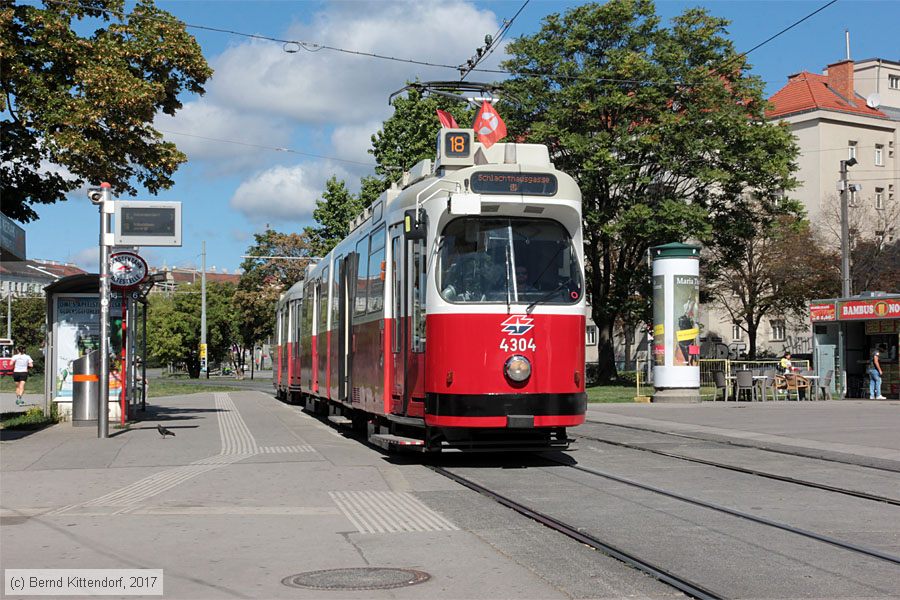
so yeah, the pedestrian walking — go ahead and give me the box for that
[869,344,886,400]
[12,346,34,405]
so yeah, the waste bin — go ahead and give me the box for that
[72,350,101,426]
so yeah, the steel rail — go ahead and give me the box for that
[575,433,900,506]
[428,465,725,600]
[542,457,900,566]
[586,420,900,474]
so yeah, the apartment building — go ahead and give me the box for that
[700,58,899,359]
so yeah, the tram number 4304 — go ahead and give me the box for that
[500,338,536,352]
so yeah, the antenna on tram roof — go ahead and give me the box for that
[388,81,516,106]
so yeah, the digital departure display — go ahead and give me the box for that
[444,132,471,158]
[121,207,176,237]
[470,172,558,196]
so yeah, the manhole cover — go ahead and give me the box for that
[281,568,430,590]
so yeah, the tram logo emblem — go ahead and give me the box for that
[501,315,534,336]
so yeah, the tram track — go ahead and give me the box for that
[429,452,900,599]
[540,455,900,567]
[573,431,900,506]
[586,420,900,473]
[428,464,725,600]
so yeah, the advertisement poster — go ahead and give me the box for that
[652,275,665,366]
[55,295,124,399]
[673,275,700,367]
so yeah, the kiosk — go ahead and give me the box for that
[810,292,899,399]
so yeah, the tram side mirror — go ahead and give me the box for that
[404,209,427,240]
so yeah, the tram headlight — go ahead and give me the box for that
[505,355,531,382]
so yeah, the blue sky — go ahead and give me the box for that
[21,0,900,273]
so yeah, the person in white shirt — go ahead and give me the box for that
[12,346,34,405]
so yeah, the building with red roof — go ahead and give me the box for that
[766,59,898,241]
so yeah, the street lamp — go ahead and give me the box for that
[839,157,858,297]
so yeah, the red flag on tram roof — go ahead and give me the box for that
[436,109,459,129]
[473,100,506,149]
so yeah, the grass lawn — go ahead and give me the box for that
[0,373,45,394]
[1,372,240,399]
[586,383,643,403]
[148,379,242,398]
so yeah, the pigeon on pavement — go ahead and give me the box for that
[157,424,175,438]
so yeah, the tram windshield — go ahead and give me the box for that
[439,218,582,305]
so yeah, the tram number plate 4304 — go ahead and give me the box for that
[500,338,536,352]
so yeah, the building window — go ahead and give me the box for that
[732,322,742,341]
[770,320,786,341]
[586,325,597,346]
[875,145,884,166]
[848,141,857,160]
[890,74,900,90]
[875,188,884,210]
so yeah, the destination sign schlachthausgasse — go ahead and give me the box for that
[470,172,558,196]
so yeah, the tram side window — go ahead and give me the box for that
[354,239,368,316]
[368,226,385,314]
[292,300,301,358]
[412,239,426,353]
[319,267,329,333]
[391,234,402,353]
[332,257,342,328]
[303,283,314,344]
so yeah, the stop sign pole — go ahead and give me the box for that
[88,183,113,439]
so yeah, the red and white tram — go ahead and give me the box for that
[274,128,586,451]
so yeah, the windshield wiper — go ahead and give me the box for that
[526,279,573,314]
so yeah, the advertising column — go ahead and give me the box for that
[651,243,701,403]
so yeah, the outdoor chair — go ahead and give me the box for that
[760,369,778,401]
[783,373,810,401]
[734,370,756,401]
[818,370,834,400]
[712,371,728,401]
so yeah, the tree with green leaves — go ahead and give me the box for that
[370,87,473,186]
[146,282,236,378]
[704,212,838,358]
[304,177,365,257]
[232,229,313,375]
[500,0,799,380]
[4,296,46,372]
[0,0,212,222]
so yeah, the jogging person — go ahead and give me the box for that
[12,346,34,405]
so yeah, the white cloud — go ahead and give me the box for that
[69,246,98,271]
[207,1,502,125]
[155,102,292,171]
[230,161,356,223]
[331,121,380,165]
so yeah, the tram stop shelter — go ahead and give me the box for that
[44,274,127,422]
[810,292,899,400]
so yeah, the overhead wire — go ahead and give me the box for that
[157,130,377,167]
[36,0,849,88]
[459,0,530,81]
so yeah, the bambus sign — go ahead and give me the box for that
[838,299,900,320]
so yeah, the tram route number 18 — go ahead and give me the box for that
[500,338,536,352]
[445,132,471,158]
